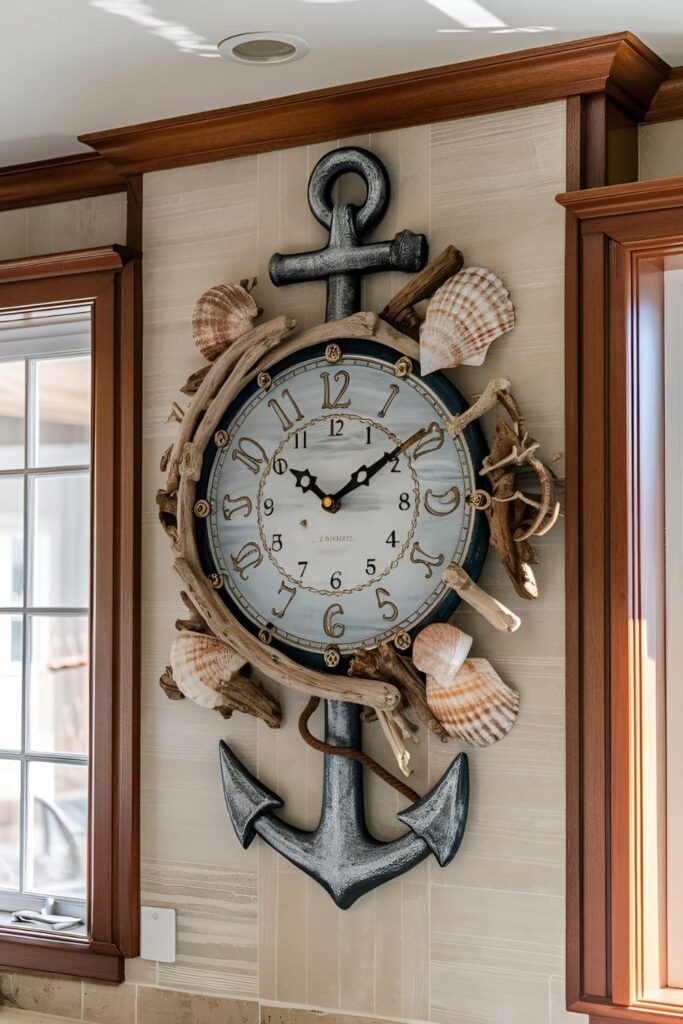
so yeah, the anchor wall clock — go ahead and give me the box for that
[157,147,562,908]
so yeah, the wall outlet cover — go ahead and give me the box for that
[140,906,176,963]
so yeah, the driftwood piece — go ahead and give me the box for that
[349,644,448,742]
[485,420,539,600]
[442,564,521,633]
[447,377,511,438]
[218,672,282,728]
[174,557,400,711]
[175,590,212,635]
[166,315,296,493]
[156,488,179,550]
[380,246,464,340]
[180,365,211,396]
[377,710,413,777]
[159,665,185,701]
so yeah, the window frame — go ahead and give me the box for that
[558,177,683,1023]
[0,246,140,982]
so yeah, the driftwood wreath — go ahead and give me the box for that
[157,250,562,787]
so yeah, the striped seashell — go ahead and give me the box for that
[419,266,515,375]
[170,632,247,709]
[426,657,519,747]
[192,283,259,361]
[412,623,473,688]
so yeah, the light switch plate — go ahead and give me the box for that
[140,906,176,963]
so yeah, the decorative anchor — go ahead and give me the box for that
[219,147,469,909]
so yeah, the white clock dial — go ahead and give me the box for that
[198,341,487,664]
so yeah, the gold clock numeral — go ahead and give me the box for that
[377,383,399,419]
[413,422,445,461]
[424,485,460,517]
[323,602,345,638]
[232,437,267,475]
[272,581,297,619]
[321,370,351,409]
[375,587,398,622]
[222,494,252,521]
[410,541,445,579]
[230,541,263,581]
[268,389,304,431]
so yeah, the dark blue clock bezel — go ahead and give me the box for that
[195,337,490,673]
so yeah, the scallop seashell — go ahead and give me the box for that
[426,657,519,747]
[419,266,515,375]
[412,623,473,687]
[192,283,259,361]
[170,632,247,709]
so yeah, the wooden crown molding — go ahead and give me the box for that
[0,152,124,213]
[0,244,135,284]
[644,67,683,123]
[79,32,668,176]
[557,174,683,218]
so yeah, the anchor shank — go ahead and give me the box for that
[319,700,367,835]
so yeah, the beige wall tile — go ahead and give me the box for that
[138,987,257,1024]
[82,980,135,1024]
[639,119,683,180]
[143,859,257,998]
[12,973,82,1019]
[549,975,584,1024]
[125,957,157,984]
[0,972,16,1005]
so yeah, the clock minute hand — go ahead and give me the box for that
[331,426,427,504]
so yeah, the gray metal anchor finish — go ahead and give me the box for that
[218,147,470,909]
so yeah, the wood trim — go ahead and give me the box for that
[644,67,683,123]
[560,180,683,1024]
[0,152,124,213]
[79,32,667,175]
[0,248,141,982]
[558,176,683,219]
[0,246,135,285]
[0,937,123,983]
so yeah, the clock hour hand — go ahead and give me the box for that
[331,426,428,504]
[289,467,335,509]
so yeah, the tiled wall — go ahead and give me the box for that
[0,192,127,259]
[0,101,572,1024]
[639,117,683,179]
[138,101,572,1024]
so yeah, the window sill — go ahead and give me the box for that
[0,914,85,939]
[0,929,123,983]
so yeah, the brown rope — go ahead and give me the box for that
[298,697,420,803]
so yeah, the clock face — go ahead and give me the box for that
[195,339,488,669]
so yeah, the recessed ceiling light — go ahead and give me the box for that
[217,32,311,65]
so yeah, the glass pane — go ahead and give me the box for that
[0,361,25,470]
[29,615,89,755]
[0,759,21,891]
[31,472,89,608]
[26,761,88,900]
[0,615,23,751]
[34,356,90,469]
[0,476,23,607]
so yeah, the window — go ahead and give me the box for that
[0,248,140,982]
[559,179,683,1024]
[0,307,91,931]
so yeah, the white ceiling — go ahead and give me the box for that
[3,0,683,167]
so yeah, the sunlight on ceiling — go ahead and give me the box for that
[90,0,221,57]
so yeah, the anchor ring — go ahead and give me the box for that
[308,147,390,235]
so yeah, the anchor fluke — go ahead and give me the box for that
[397,752,469,867]
[219,740,283,848]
